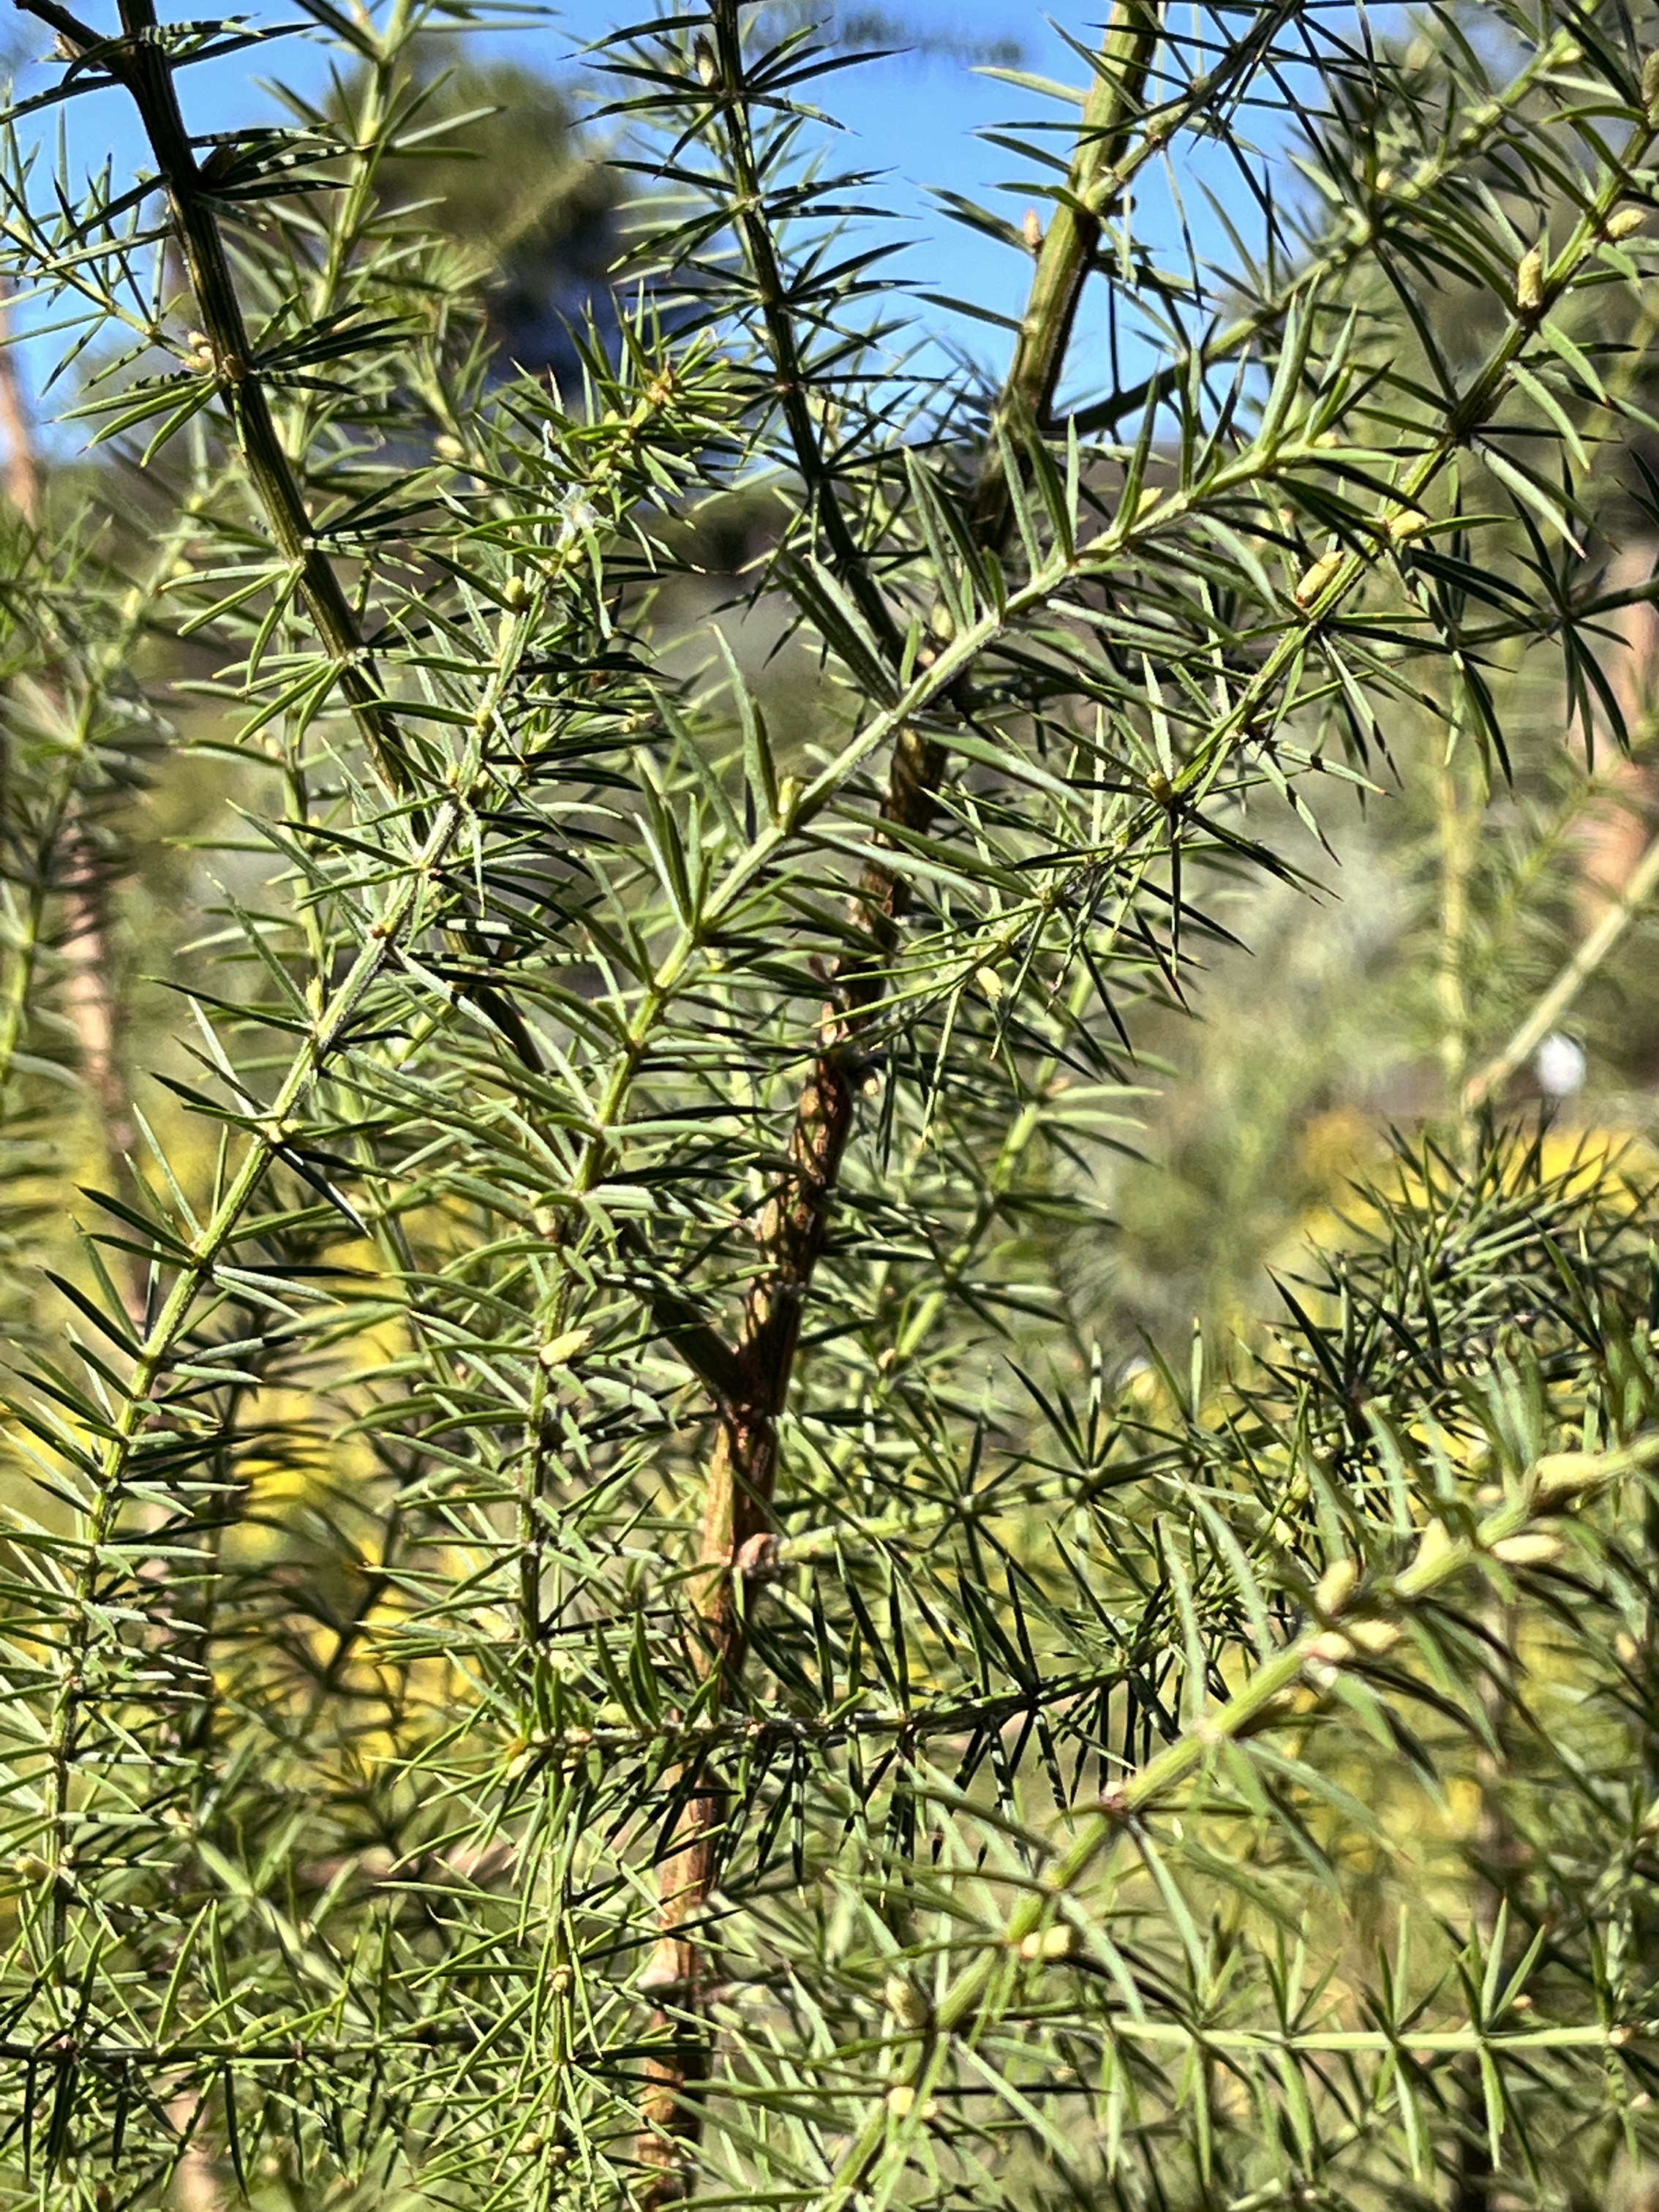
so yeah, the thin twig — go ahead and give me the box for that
[1462,824,1659,1110]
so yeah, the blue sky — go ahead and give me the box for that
[2,2,1282,439]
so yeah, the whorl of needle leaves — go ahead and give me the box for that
[0,1,1655,2208]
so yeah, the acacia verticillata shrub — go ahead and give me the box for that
[3,1,1659,2208]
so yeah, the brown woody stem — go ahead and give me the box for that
[0,268,147,1317]
[0,278,41,522]
[634,6,1163,2197]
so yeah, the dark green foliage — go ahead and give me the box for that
[0,1,1656,2208]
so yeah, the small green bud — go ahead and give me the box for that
[1313,1556,1359,1618]
[1019,1924,1074,1961]
[884,1972,930,2029]
[1347,1619,1402,1655]
[1294,548,1344,609]
[1491,1530,1562,1567]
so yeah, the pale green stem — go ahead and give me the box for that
[819,1442,1655,2209]
[1438,763,1474,1101]
[1462,827,1659,1110]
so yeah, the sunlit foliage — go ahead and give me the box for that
[0,2,1658,2208]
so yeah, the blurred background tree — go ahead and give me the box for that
[346,45,625,380]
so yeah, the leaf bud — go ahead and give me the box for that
[1644,50,1659,118]
[539,1326,591,1369]
[693,33,719,88]
[1515,244,1545,312]
[1305,1630,1353,1666]
[1023,207,1044,252]
[1405,1517,1454,1583]
[1491,1530,1562,1567]
[1313,1556,1359,1618]
[1387,507,1429,542]
[1294,548,1344,608]
[1531,1450,1603,1506]
[1608,206,1647,241]
[884,1972,930,2029]
[1018,1924,1074,1961]
[1347,1619,1401,1656]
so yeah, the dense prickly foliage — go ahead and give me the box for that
[1,2,1659,2208]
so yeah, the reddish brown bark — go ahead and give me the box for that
[0,280,41,524]
[633,12,1162,2197]
[0,279,141,1314]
